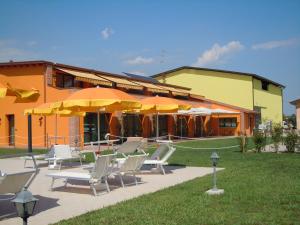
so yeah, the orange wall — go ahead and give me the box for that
[0,65,78,148]
[0,64,256,149]
[210,114,241,136]
[0,65,46,148]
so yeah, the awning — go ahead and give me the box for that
[0,82,7,98]
[177,107,237,115]
[99,75,143,90]
[13,89,40,100]
[211,108,238,114]
[131,80,169,94]
[56,68,113,87]
[155,85,190,96]
[0,82,39,101]
[190,93,205,99]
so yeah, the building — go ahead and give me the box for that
[0,61,256,148]
[152,66,284,126]
[290,98,300,130]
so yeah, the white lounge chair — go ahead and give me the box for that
[143,143,176,175]
[23,147,55,168]
[114,139,143,155]
[0,170,36,201]
[1,154,38,201]
[113,154,148,187]
[47,153,116,196]
[46,145,83,170]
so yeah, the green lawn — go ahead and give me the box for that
[0,148,47,156]
[52,137,300,225]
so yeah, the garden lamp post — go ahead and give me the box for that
[11,187,38,225]
[206,151,224,195]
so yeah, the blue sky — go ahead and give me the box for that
[0,0,299,114]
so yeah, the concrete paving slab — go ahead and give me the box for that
[0,157,223,225]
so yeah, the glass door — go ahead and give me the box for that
[84,113,109,143]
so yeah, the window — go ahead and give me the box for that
[219,118,237,128]
[152,92,169,97]
[254,106,262,128]
[56,74,75,88]
[261,81,269,91]
[174,95,189,100]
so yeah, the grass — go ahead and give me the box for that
[0,148,47,156]
[51,137,300,225]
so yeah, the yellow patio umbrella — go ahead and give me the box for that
[55,87,141,145]
[25,102,86,144]
[0,82,7,98]
[139,96,191,139]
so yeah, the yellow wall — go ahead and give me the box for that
[156,68,283,124]
[157,68,253,110]
[253,78,283,123]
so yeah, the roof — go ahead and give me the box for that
[151,66,285,88]
[123,72,159,83]
[0,60,190,91]
[0,60,258,114]
[290,98,300,105]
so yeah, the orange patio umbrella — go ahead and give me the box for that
[139,96,191,139]
[25,102,86,144]
[55,87,141,145]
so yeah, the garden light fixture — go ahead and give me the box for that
[206,151,224,195]
[11,187,38,225]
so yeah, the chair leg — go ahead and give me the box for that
[50,178,55,191]
[119,174,125,188]
[79,156,82,166]
[24,159,27,168]
[159,164,165,175]
[91,183,98,196]
[133,173,138,185]
[64,178,68,187]
[104,177,110,192]
[59,161,62,171]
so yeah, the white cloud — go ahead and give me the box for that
[128,71,147,76]
[27,41,37,46]
[125,56,154,65]
[192,41,244,67]
[0,48,25,58]
[0,39,35,61]
[252,38,300,50]
[101,27,114,40]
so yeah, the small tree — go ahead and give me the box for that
[283,130,299,153]
[271,123,283,153]
[253,129,266,153]
[238,133,248,153]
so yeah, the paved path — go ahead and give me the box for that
[0,158,223,225]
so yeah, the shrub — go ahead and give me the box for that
[253,130,266,153]
[283,131,299,153]
[271,123,283,153]
[238,134,248,153]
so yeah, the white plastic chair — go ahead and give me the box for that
[143,143,176,175]
[47,153,116,196]
[46,145,83,170]
[113,154,148,187]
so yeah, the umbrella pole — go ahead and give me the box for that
[28,114,32,153]
[55,114,58,144]
[97,110,100,150]
[121,113,124,143]
[156,113,159,140]
[181,115,183,139]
